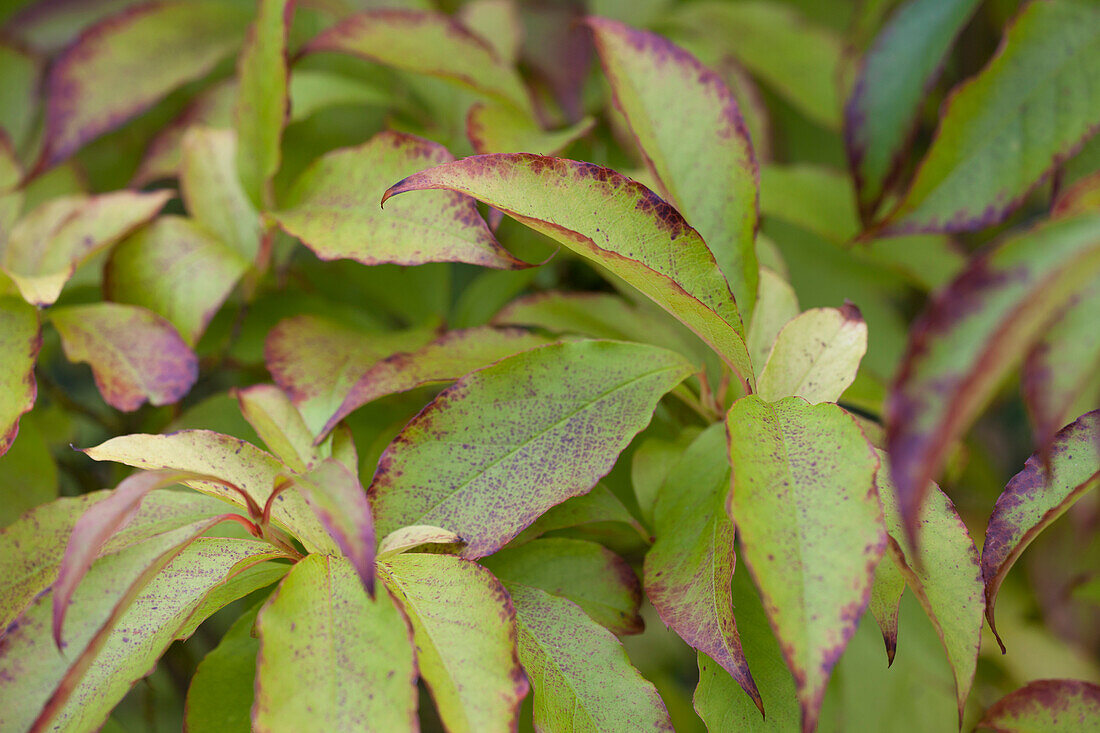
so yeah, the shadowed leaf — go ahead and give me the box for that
[185,600,263,733]
[236,384,323,472]
[0,40,42,152]
[0,295,39,456]
[509,483,649,545]
[466,102,594,154]
[977,679,1100,732]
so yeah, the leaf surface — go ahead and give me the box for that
[236,384,322,472]
[181,127,263,261]
[747,268,799,372]
[977,679,1100,733]
[756,304,867,404]
[466,102,594,155]
[0,295,39,456]
[185,601,263,733]
[510,483,649,545]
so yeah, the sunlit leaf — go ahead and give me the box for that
[0,295,39,456]
[977,679,1100,733]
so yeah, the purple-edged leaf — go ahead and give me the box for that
[726,396,885,733]
[507,584,673,732]
[485,537,643,635]
[645,422,760,708]
[466,101,594,154]
[319,325,550,438]
[369,341,692,558]
[382,154,755,385]
[5,0,148,53]
[272,131,526,270]
[982,410,1100,647]
[510,483,649,546]
[845,0,982,221]
[588,16,759,316]
[236,384,323,472]
[877,0,1100,235]
[302,8,531,114]
[37,1,250,169]
[977,679,1100,732]
[50,303,198,412]
[380,552,528,733]
[0,190,170,306]
[886,213,1100,543]
[0,295,39,456]
[253,554,416,732]
[378,525,464,559]
[868,554,905,665]
[181,126,263,261]
[105,215,249,346]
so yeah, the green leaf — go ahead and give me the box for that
[0,415,57,525]
[287,70,395,123]
[867,554,905,665]
[254,554,416,732]
[507,584,673,732]
[50,303,198,412]
[747,268,799,373]
[588,16,759,317]
[319,325,550,438]
[977,679,1100,733]
[0,139,23,245]
[982,410,1100,648]
[37,1,250,168]
[105,215,250,345]
[484,537,643,635]
[509,483,650,546]
[0,190,170,306]
[382,154,755,386]
[631,428,701,525]
[176,558,288,640]
[273,131,526,269]
[184,600,263,733]
[0,295,39,456]
[725,396,885,733]
[381,552,528,733]
[756,304,868,404]
[886,213,1100,542]
[845,0,982,220]
[459,0,522,66]
[370,341,692,557]
[0,39,42,152]
[236,384,323,472]
[644,423,760,708]
[878,0,1100,234]
[466,102,594,154]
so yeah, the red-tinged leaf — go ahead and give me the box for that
[319,325,550,438]
[236,384,323,472]
[50,303,198,412]
[272,131,527,270]
[868,554,905,665]
[587,16,760,316]
[37,1,250,170]
[887,213,1100,544]
[0,295,40,456]
[981,410,1100,649]
[977,679,1100,732]
[381,154,755,386]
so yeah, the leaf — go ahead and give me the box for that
[459,0,522,66]
[37,1,250,169]
[253,554,416,732]
[977,679,1100,733]
[644,423,760,708]
[287,70,396,123]
[877,0,1100,235]
[631,428,701,525]
[1054,169,1100,217]
[747,268,799,373]
[382,154,755,385]
[510,483,649,545]
[378,525,464,559]
[886,213,1100,542]
[319,325,550,438]
[302,8,531,114]
[176,558,289,640]
[185,600,263,733]
[104,215,249,345]
[236,384,322,472]
[370,341,692,558]
[756,304,868,404]
[0,295,39,456]
[868,553,906,665]
[272,131,526,269]
[235,0,293,208]
[0,190,170,306]
[50,303,198,412]
[587,16,760,316]
[180,127,263,261]
[466,102,594,154]
[485,537,643,635]
[725,396,885,733]
[981,410,1100,648]
[0,416,58,525]
[380,552,528,733]
[845,0,982,220]
[0,39,42,151]
[507,584,673,732]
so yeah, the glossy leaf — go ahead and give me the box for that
[0,295,39,456]
[747,268,799,373]
[868,554,905,664]
[381,552,528,733]
[370,341,692,557]
[180,127,263,261]
[466,102,594,154]
[253,554,416,732]
[236,384,322,472]
[588,16,760,315]
[382,154,755,384]
[185,601,263,733]
[977,679,1100,732]
[878,0,1100,234]
[726,396,885,733]
[50,303,198,412]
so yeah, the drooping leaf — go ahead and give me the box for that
[756,304,868,404]
[981,410,1100,647]
[0,295,39,456]
[747,268,799,373]
[588,16,759,316]
[378,525,464,559]
[382,154,755,385]
[644,423,760,708]
[253,554,416,732]
[380,552,528,733]
[370,341,692,558]
[886,213,1100,542]
[510,483,649,545]
[272,131,526,269]
[877,0,1100,235]
[236,384,323,472]
[466,102,594,154]
[37,1,250,169]
[184,600,263,733]
[508,584,673,732]
[50,303,198,412]
[0,190,170,306]
[726,396,885,733]
[868,554,906,665]
[977,679,1100,733]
